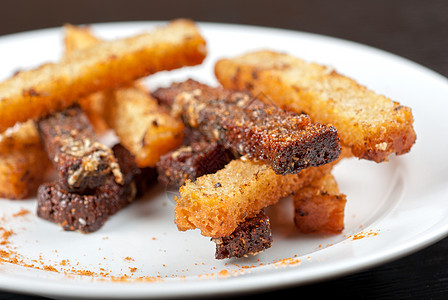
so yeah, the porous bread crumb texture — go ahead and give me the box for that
[170,81,341,175]
[36,144,139,233]
[37,105,123,193]
[156,140,235,188]
[214,50,416,162]
[214,210,272,259]
[293,172,346,233]
[0,19,207,133]
[63,24,186,168]
[104,86,185,168]
[175,157,336,238]
[63,24,109,134]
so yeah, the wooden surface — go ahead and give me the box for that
[0,0,447,299]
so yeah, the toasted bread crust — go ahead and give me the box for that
[158,80,341,175]
[36,144,139,233]
[213,210,272,259]
[157,141,235,188]
[215,50,416,162]
[63,24,186,168]
[0,19,207,133]
[175,157,337,238]
[104,87,185,168]
[37,106,123,193]
[63,24,109,134]
[64,24,100,54]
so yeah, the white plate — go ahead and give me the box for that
[0,21,448,299]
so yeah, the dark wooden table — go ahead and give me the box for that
[1,0,447,299]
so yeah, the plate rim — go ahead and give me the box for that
[0,20,448,299]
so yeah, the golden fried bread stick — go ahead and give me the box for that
[175,157,337,238]
[0,19,207,133]
[0,121,51,199]
[63,24,109,133]
[176,147,351,238]
[215,50,416,162]
[104,87,185,168]
[64,24,101,54]
[292,172,346,234]
[64,25,185,168]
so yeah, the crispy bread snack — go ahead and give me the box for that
[64,24,101,54]
[0,19,207,133]
[37,144,139,233]
[156,141,235,188]
[64,24,109,133]
[0,121,51,199]
[293,173,346,233]
[158,80,341,175]
[64,24,185,168]
[104,87,185,168]
[175,157,336,238]
[215,50,416,162]
[37,181,135,233]
[213,210,272,259]
[37,106,123,193]
[152,79,195,108]
[181,126,211,146]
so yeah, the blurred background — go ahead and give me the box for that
[0,0,447,77]
[0,0,447,299]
